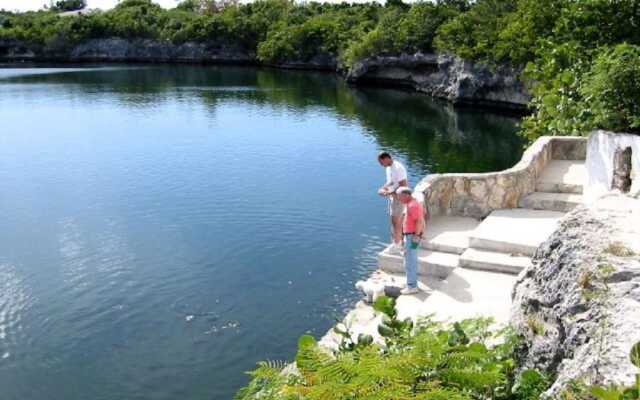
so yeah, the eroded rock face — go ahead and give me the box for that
[0,38,340,70]
[70,38,254,63]
[511,195,640,398]
[346,53,530,110]
[0,38,255,64]
[1,41,528,108]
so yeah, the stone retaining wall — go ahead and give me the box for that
[414,136,586,218]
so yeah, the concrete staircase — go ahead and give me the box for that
[378,216,479,279]
[378,159,586,278]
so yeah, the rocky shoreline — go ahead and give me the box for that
[511,194,640,397]
[346,53,529,111]
[0,38,529,111]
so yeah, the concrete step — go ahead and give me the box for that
[459,248,532,275]
[519,192,583,212]
[421,216,482,254]
[378,245,459,279]
[537,160,586,194]
[469,209,565,256]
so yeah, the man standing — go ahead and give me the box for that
[377,152,408,254]
[397,186,425,295]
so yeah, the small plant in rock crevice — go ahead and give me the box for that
[580,263,615,303]
[605,242,636,258]
[525,315,545,336]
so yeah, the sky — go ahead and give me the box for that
[1,0,386,11]
[0,0,385,11]
[0,0,181,11]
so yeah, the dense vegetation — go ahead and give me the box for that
[236,296,551,400]
[1,0,638,136]
[236,296,640,400]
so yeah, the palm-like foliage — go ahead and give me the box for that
[236,296,522,400]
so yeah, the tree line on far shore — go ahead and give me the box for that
[1,0,639,138]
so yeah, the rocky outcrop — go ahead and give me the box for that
[346,53,530,110]
[511,195,640,397]
[0,39,528,109]
[267,52,337,71]
[70,38,254,63]
[0,38,254,64]
[0,37,340,69]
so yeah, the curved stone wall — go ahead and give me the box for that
[414,136,586,218]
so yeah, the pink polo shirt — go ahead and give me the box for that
[403,199,423,234]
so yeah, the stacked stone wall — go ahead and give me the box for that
[415,136,586,218]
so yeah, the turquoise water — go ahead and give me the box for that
[0,65,524,399]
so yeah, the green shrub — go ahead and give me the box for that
[106,0,165,39]
[434,0,516,62]
[342,16,397,66]
[395,1,463,53]
[511,369,550,400]
[521,43,640,140]
[343,1,463,65]
[519,41,591,139]
[258,15,340,63]
[235,296,541,400]
[493,0,564,65]
[580,44,640,133]
[552,0,640,51]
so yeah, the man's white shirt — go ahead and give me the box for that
[385,160,407,192]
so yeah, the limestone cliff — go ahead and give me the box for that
[0,38,254,64]
[346,53,530,110]
[1,39,528,109]
[511,194,640,397]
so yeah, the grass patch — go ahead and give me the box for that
[604,242,636,257]
[526,315,545,336]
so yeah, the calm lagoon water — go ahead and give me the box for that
[0,65,524,399]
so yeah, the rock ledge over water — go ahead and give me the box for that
[1,39,529,110]
[346,53,530,110]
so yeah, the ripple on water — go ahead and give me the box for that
[0,263,35,361]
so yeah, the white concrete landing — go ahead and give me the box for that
[519,191,584,212]
[320,269,517,350]
[395,268,517,324]
[460,248,532,274]
[421,216,482,254]
[378,246,459,279]
[537,160,586,194]
[469,209,565,256]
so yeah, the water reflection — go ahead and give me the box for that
[2,65,524,175]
